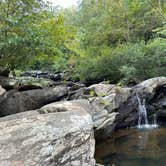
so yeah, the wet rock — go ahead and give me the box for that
[0,105,95,166]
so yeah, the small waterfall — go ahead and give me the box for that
[136,93,158,129]
[136,94,149,128]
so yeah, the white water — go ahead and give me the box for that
[136,94,158,129]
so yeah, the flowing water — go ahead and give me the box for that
[95,127,166,166]
[136,94,158,129]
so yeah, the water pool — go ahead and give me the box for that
[95,127,166,166]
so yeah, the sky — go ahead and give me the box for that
[47,0,79,8]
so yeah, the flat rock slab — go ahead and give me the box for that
[0,108,95,166]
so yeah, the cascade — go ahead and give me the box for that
[136,93,158,129]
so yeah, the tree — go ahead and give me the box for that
[70,0,166,84]
[75,0,165,51]
[0,0,68,70]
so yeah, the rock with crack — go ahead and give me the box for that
[39,99,120,141]
[0,86,69,116]
[0,105,95,166]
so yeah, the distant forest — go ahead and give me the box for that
[0,0,166,85]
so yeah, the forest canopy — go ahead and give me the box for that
[0,0,166,85]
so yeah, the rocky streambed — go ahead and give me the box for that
[0,75,166,166]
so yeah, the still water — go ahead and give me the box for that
[95,127,166,166]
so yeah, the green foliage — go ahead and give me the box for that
[76,0,165,51]
[0,0,71,70]
[0,0,165,85]
[71,0,166,85]
[75,39,166,85]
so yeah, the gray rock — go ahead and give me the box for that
[88,86,131,140]
[69,83,120,100]
[0,76,55,90]
[0,85,5,96]
[135,77,166,98]
[39,99,95,116]
[0,105,95,166]
[0,86,69,116]
[88,83,117,97]
[38,99,119,141]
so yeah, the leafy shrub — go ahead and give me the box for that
[75,39,166,85]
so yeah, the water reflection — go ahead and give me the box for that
[95,127,166,166]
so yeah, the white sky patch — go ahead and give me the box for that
[47,0,79,8]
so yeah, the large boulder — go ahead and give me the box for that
[135,77,166,95]
[38,99,120,141]
[134,77,166,99]
[0,105,95,166]
[0,86,69,116]
[141,78,166,124]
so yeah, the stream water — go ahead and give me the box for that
[136,94,158,129]
[95,127,166,166]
